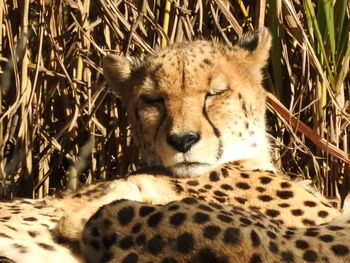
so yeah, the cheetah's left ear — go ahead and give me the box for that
[103,54,135,99]
[234,27,272,75]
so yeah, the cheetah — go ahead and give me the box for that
[81,198,350,263]
[0,28,344,262]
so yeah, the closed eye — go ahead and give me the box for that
[140,95,164,104]
[206,89,226,97]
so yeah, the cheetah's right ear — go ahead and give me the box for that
[234,27,272,77]
[103,54,133,98]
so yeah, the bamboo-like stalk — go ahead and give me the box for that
[161,0,171,48]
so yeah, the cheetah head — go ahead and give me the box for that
[103,28,273,177]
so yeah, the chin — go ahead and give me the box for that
[168,162,213,178]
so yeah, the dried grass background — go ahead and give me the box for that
[0,0,349,206]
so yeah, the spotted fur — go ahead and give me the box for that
[82,198,350,263]
[56,163,340,244]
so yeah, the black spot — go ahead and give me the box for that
[281,251,295,262]
[304,228,318,237]
[220,184,233,191]
[174,184,184,193]
[131,223,142,233]
[255,187,266,193]
[259,176,272,184]
[236,182,250,190]
[269,241,279,253]
[119,237,134,249]
[240,172,250,179]
[295,239,309,249]
[209,171,220,182]
[328,225,344,231]
[204,184,212,190]
[249,253,262,263]
[176,232,194,253]
[265,209,280,218]
[198,248,228,263]
[318,210,329,218]
[281,182,291,188]
[303,250,318,262]
[37,243,55,251]
[170,212,186,226]
[224,227,240,244]
[198,204,213,212]
[23,217,38,222]
[239,217,252,225]
[217,214,233,223]
[168,204,179,211]
[182,197,198,205]
[221,168,229,177]
[331,244,349,256]
[118,206,135,225]
[209,202,223,210]
[28,231,38,238]
[214,190,227,197]
[121,252,138,263]
[302,219,316,226]
[291,209,303,216]
[203,58,213,65]
[187,180,199,186]
[276,190,294,199]
[250,230,261,247]
[319,234,334,242]
[139,206,156,217]
[147,235,166,255]
[258,195,273,202]
[304,201,317,207]
[188,188,198,194]
[279,203,290,208]
[148,212,163,227]
[234,197,247,204]
[255,222,265,229]
[267,231,277,239]
[193,212,210,223]
[203,225,221,239]
[102,233,117,249]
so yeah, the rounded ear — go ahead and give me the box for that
[235,27,272,75]
[102,54,132,98]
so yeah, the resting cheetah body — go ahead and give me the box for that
[82,198,350,263]
[0,163,341,262]
[0,29,347,262]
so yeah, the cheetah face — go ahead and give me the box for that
[103,29,273,177]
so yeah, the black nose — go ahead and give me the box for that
[167,132,200,153]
